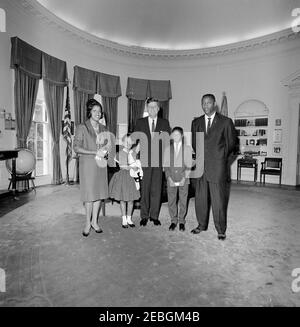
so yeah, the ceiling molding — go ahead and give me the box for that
[282,69,300,86]
[10,0,300,60]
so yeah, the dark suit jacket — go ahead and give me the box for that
[134,117,171,167]
[191,112,237,183]
[163,143,193,184]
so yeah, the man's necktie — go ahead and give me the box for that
[207,117,211,133]
[151,119,155,137]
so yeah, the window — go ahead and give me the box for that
[27,81,52,176]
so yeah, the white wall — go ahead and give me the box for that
[0,0,300,188]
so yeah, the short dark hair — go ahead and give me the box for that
[171,126,184,136]
[146,97,160,106]
[202,94,216,103]
[86,98,103,119]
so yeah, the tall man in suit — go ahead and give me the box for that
[191,94,237,240]
[134,98,171,226]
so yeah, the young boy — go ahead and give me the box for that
[163,127,193,231]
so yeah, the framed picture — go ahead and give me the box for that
[5,118,15,130]
[275,119,281,126]
[11,119,16,130]
[273,144,282,155]
[273,129,282,143]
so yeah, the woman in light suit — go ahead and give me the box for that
[74,99,111,237]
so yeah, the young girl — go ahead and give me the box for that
[109,134,141,228]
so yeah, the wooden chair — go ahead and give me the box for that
[260,157,282,185]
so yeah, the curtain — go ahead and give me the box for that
[14,69,39,148]
[73,65,121,128]
[43,80,65,184]
[148,80,172,101]
[10,37,42,78]
[159,100,169,120]
[126,77,172,131]
[102,96,118,136]
[11,37,41,148]
[73,90,94,125]
[42,53,68,185]
[128,99,146,133]
[11,37,70,185]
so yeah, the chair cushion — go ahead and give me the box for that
[261,169,281,175]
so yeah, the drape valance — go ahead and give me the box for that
[10,37,42,79]
[126,77,172,101]
[73,65,121,98]
[10,37,68,84]
[42,53,68,86]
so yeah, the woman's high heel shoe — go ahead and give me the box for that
[91,224,103,233]
[82,230,90,237]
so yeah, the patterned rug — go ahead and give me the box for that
[0,184,299,306]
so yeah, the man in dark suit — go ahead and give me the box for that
[134,98,171,226]
[191,94,237,240]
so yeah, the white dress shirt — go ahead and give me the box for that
[205,112,216,133]
[174,141,182,156]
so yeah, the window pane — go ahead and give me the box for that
[33,102,43,122]
[37,123,43,141]
[27,81,51,177]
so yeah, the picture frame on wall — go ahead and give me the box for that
[273,144,282,155]
[275,119,281,126]
[273,129,282,143]
[4,118,15,130]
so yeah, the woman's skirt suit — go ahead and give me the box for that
[73,119,110,202]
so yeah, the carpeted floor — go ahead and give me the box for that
[0,183,299,307]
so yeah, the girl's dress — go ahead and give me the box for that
[109,147,140,201]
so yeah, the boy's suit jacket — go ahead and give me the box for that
[163,143,193,184]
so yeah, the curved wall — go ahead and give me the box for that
[0,0,300,186]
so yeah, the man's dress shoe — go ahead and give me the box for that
[152,219,161,226]
[218,234,226,241]
[191,226,203,234]
[169,223,177,231]
[140,218,148,226]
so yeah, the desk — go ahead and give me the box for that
[237,157,258,182]
[0,150,19,198]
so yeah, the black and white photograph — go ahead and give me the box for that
[0,0,300,317]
